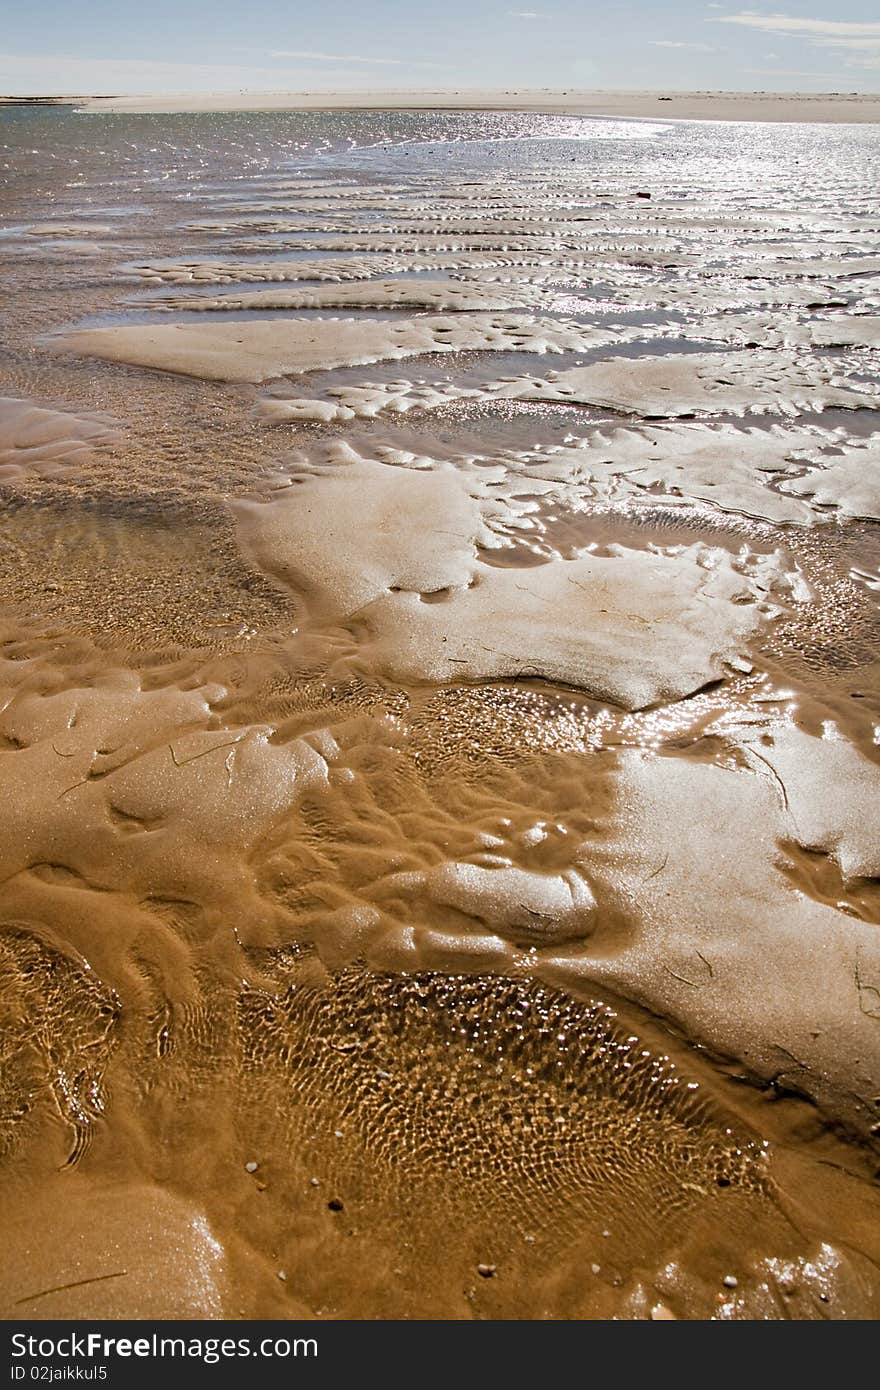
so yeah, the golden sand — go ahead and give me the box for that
[1,105,879,1319]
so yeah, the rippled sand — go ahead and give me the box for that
[1,105,880,1320]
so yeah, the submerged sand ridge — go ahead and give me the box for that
[257,350,880,423]
[782,438,880,521]
[123,252,611,286]
[49,312,651,384]
[3,108,880,1318]
[234,441,801,705]
[693,313,880,351]
[143,279,544,314]
[0,675,334,959]
[0,396,122,479]
[250,416,879,529]
[545,731,880,1132]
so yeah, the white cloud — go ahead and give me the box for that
[507,11,548,19]
[832,50,880,69]
[743,67,843,79]
[650,41,716,51]
[0,51,441,95]
[713,12,880,72]
[716,15,880,38]
[269,49,442,67]
[812,37,880,49]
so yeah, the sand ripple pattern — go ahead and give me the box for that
[1,108,880,1318]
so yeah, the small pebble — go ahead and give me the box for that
[591,1263,601,1275]
[328,1198,344,1212]
[244,1161,258,1174]
[334,1130,344,1139]
[602,1230,610,1238]
[310,1176,320,1187]
[722,1275,738,1289]
[277,1271,286,1282]
[477,1264,496,1279]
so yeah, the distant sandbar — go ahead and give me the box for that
[3,89,879,123]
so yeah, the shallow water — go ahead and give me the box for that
[1,105,880,1320]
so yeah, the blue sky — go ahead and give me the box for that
[1,3,879,95]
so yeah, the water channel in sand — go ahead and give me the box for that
[1,105,880,1319]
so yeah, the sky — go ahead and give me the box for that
[1,3,879,96]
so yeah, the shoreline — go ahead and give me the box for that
[1,88,879,123]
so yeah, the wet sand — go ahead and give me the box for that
[1,104,879,1320]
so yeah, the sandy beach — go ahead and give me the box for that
[1,96,880,1322]
[4,88,880,122]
